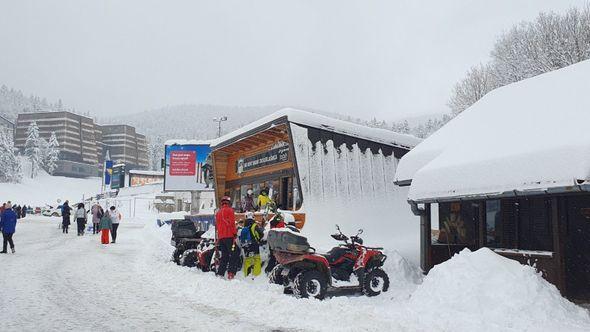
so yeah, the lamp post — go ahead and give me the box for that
[213,116,228,138]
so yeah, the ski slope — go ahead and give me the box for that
[0,159,101,207]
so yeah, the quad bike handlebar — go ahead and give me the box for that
[332,224,364,246]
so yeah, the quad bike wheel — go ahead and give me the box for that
[362,268,390,297]
[293,270,328,300]
[172,248,184,265]
[180,249,199,267]
[268,265,285,285]
[52,212,60,217]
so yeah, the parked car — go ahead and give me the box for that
[42,205,62,217]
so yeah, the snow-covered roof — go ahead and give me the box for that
[211,108,421,150]
[396,60,590,202]
[128,170,164,176]
[164,139,211,146]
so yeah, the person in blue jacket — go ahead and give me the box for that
[0,203,18,253]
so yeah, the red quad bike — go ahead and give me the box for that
[268,225,389,300]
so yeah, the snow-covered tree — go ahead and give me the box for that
[450,5,590,114]
[24,121,42,178]
[0,131,22,183]
[43,132,60,174]
[448,63,499,114]
[147,135,165,171]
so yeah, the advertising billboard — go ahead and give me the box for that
[164,144,212,191]
[111,164,125,190]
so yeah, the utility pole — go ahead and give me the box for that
[213,116,228,138]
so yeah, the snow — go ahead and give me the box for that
[408,248,590,332]
[0,160,101,206]
[290,122,420,264]
[395,60,590,202]
[1,216,588,331]
[211,108,421,150]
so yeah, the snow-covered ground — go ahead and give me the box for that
[0,159,101,207]
[1,215,589,332]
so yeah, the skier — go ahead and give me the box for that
[108,206,121,243]
[0,204,18,253]
[91,203,103,235]
[215,196,239,279]
[257,189,272,211]
[241,189,256,212]
[98,212,112,245]
[61,200,72,234]
[74,203,87,236]
[240,212,264,277]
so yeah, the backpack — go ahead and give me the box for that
[239,226,252,245]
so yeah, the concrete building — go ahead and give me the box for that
[98,124,148,170]
[0,114,15,136]
[14,111,148,177]
[15,112,100,177]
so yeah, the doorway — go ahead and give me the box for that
[566,195,590,300]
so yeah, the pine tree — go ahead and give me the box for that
[24,121,42,178]
[44,132,60,174]
[0,131,22,183]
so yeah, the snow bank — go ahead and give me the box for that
[396,60,590,201]
[408,248,590,332]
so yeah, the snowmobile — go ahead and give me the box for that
[170,219,206,266]
[268,225,389,300]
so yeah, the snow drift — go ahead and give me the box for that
[408,248,590,331]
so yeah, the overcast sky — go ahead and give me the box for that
[0,1,584,121]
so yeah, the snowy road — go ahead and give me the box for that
[0,217,300,331]
[2,217,590,332]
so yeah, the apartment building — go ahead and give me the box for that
[14,111,148,177]
[15,111,100,164]
[98,124,148,170]
[0,114,15,136]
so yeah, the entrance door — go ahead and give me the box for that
[280,177,290,210]
[566,195,590,300]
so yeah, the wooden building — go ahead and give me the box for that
[211,108,421,228]
[395,61,590,301]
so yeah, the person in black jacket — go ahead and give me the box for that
[61,201,72,234]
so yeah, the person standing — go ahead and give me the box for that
[98,212,112,245]
[241,189,256,212]
[240,212,264,277]
[215,196,239,279]
[0,204,18,253]
[74,203,87,236]
[14,205,21,219]
[108,206,121,243]
[61,200,72,234]
[257,189,272,211]
[21,205,27,219]
[91,203,103,235]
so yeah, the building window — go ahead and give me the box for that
[485,200,502,247]
[437,202,478,246]
[484,198,553,251]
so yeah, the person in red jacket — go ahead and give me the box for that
[215,196,239,279]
